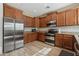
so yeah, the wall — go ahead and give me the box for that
[24,27,33,32]
[58,26,79,35]
[24,27,38,32]
[24,27,49,32]
[38,27,49,32]
[0,3,3,54]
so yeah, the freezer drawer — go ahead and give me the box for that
[14,35,24,49]
[3,36,15,53]
[15,40,24,49]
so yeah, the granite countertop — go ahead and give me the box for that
[24,31,38,33]
[58,32,79,35]
[58,33,74,35]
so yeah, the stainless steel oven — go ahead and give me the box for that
[45,20,58,45]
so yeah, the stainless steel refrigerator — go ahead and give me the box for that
[3,17,24,53]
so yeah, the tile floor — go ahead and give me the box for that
[0,41,75,56]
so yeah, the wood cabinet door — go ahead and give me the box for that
[50,12,57,21]
[38,32,46,42]
[31,33,37,41]
[23,15,27,27]
[34,17,40,27]
[57,12,65,26]
[25,16,33,27]
[14,9,23,21]
[3,4,15,18]
[24,32,37,43]
[24,33,30,43]
[46,12,57,22]
[65,9,77,26]
[46,14,52,22]
[55,34,63,48]
[63,35,74,50]
[77,8,79,24]
[40,17,47,27]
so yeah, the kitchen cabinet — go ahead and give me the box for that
[63,34,75,50]
[55,34,63,47]
[39,17,47,27]
[38,13,57,27]
[38,32,46,42]
[14,9,23,21]
[55,34,75,51]
[24,32,37,43]
[23,15,35,27]
[34,17,40,27]
[46,12,57,22]
[23,15,27,27]
[25,16,34,27]
[46,14,52,22]
[57,11,65,26]
[65,9,77,26]
[4,4,23,22]
[31,33,37,41]
[77,8,79,24]
[3,4,15,18]
[50,12,57,20]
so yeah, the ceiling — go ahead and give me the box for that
[7,3,73,17]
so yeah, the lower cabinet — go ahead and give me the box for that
[55,34,63,47]
[55,34,75,51]
[38,32,46,42]
[24,32,46,44]
[24,32,37,43]
[63,35,75,50]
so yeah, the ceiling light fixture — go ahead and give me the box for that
[46,6,50,8]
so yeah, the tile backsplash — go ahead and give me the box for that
[38,27,49,32]
[24,27,49,32]
[24,27,38,32]
[24,27,32,32]
[24,26,79,35]
[58,26,79,34]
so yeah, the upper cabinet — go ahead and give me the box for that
[3,4,23,21]
[65,9,77,26]
[57,8,78,27]
[39,12,57,27]
[14,9,23,21]
[4,4,79,27]
[23,15,27,27]
[23,16,40,27]
[39,17,47,27]
[51,12,57,20]
[25,16,33,27]
[3,4,15,18]
[24,16,34,27]
[57,11,65,26]
[77,8,79,24]
[46,12,57,22]
[34,17,40,27]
